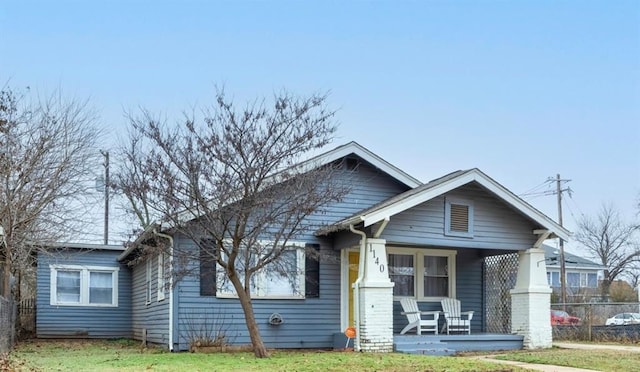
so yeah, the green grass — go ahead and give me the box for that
[7,339,526,372]
[492,347,640,372]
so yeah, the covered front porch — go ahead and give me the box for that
[323,169,570,353]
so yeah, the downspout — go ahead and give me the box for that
[349,224,367,352]
[153,229,174,352]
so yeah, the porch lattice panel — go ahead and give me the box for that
[483,253,519,334]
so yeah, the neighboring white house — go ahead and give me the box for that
[543,244,603,302]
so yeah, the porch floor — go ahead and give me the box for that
[394,333,524,356]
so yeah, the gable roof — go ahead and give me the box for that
[296,141,422,189]
[321,168,571,241]
[117,142,421,262]
[542,244,603,271]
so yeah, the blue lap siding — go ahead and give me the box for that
[36,247,132,339]
[130,254,171,347]
[174,237,342,350]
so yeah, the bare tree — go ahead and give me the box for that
[112,127,155,232]
[575,203,640,298]
[624,261,640,289]
[0,86,102,298]
[116,89,348,358]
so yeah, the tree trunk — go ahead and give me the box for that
[229,274,269,358]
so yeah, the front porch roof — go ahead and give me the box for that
[317,168,570,241]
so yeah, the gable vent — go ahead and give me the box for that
[444,197,474,237]
[449,204,469,232]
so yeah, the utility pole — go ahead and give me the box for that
[554,174,571,307]
[100,150,110,245]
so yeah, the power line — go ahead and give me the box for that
[519,178,555,197]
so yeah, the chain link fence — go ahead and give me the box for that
[551,302,640,341]
[0,296,16,353]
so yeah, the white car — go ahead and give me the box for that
[605,313,640,326]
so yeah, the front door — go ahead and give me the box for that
[348,251,359,327]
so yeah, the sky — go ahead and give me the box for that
[1,1,639,252]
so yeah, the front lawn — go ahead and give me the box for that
[6,339,525,372]
[492,347,640,372]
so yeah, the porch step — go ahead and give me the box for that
[394,340,457,356]
[394,333,524,356]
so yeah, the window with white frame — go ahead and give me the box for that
[567,272,580,288]
[582,273,598,288]
[388,254,414,297]
[387,248,456,301]
[556,271,598,289]
[547,271,560,287]
[216,241,306,299]
[50,265,118,307]
[444,197,474,238]
[157,253,167,301]
[145,258,152,304]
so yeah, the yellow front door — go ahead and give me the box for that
[348,251,359,327]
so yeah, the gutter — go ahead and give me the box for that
[153,228,175,352]
[117,223,159,262]
[348,224,367,352]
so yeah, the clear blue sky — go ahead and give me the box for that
[2,1,639,250]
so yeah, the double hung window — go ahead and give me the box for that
[50,265,118,307]
[387,248,456,301]
[216,241,307,299]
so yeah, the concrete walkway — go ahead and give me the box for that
[471,342,640,372]
[472,354,600,372]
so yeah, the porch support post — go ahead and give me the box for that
[510,247,552,349]
[358,238,394,352]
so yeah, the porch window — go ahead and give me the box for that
[423,256,448,297]
[50,265,118,307]
[444,198,474,238]
[216,241,307,299]
[388,254,414,297]
[387,248,456,301]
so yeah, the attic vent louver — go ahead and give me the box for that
[449,204,469,232]
[444,198,474,238]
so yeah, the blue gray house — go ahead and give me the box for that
[543,244,603,302]
[36,243,131,338]
[36,142,569,352]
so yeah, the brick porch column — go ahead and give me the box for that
[358,238,394,352]
[510,247,552,349]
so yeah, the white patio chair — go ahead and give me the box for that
[399,298,440,335]
[440,298,473,334]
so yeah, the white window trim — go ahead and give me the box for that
[387,247,457,302]
[216,241,306,300]
[145,258,152,305]
[49,264,119,307]
[444,197,474,238]
[157,253,166,301]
